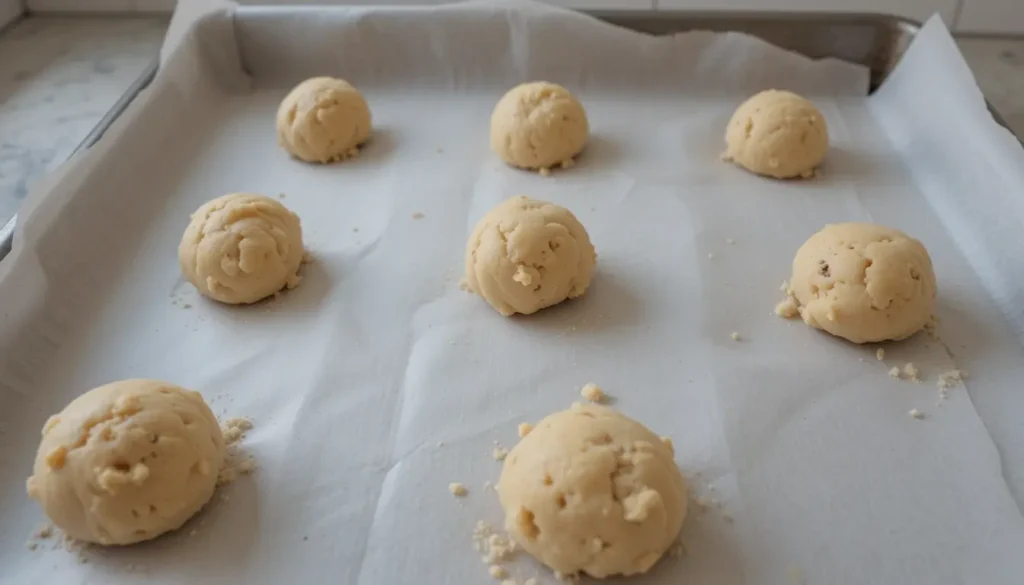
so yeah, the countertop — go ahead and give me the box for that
[0,15,1023,230]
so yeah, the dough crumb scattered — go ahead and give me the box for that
[730,332,741,341]
[412,212,425,220]
[580,382,605,403]
[449,482,468,497]
[493,447,509,461]
[876,348,885,360]
[221,417,253,445]
[888,367,901,379]
[517,422,533,438]
[903,362,920,382]
[908,408,926,420]
[668,541,687,558]
[539,167,551,177]
[775,297,799,319]
[661,436,674,453]
[780,280,789,292]
[937,369,968,390]
[490,565,509,579]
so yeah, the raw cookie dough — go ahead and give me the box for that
[789,222,936,343]
[26,380,224,545]
[179,193,305,305]
[490,82,589,171]
[276,76,372,163]
[465,195,596,316]
[497,403,687,578]
[724,89,828,179]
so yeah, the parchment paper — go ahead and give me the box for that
[3,2,1024,584]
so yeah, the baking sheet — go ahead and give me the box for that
[3,1,1024,583]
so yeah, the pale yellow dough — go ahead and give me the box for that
[490,82,589,171]
[724,89,828,179]
[790,222,936,343]
[179,193,305,305]
[497,403,687,578]
[465,195,596,316]
[26,380,224,545]
[276,77,372,163]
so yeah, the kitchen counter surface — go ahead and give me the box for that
[0,15,1022,230]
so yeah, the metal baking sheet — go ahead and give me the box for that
[4,2,1024,584]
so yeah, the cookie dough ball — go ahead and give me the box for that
[790,223,936,343]
[26,380,224,545]
[465,196,596,316]
[498,403,687,578]
[276,76,372,163]
[179,193,305,305]
[724,89,828,179]
[490,82,589,171]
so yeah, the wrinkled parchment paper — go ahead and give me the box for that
[3,2,1024,583]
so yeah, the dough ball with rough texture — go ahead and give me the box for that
[790,222,936,343]
[490,82,589,171]
[465,195,596,316]
[724,89,828,179]
[498,403,687,578]
[179,193,305,305]
[277,77,372,163]
[26,380,224,545]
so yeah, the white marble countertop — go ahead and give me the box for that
[0,15,1022,230]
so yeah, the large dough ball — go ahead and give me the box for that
[490,82,589,171]
[790,222,936,343]
[179,193,305,305]
[26,380,224,545]
[724,89,828,179]
[498,403,687,578]
[465,195,596,316]
[276,76,372,163]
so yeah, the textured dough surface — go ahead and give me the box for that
[26,380,224,545]
[490,82,589,170]
[276,76,372,163]
[790,222,936,343]
[724,89,828,179]
[498,403,687,578]
[465,195,596,316]
[179,193,304,305]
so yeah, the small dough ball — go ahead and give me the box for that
[179,193,304,305]
[498,403,687,578]
[26,380,224,545]
[465,195,596,316]
[490,81,589,171]
[724,89,828,179]
[276,76,372,163]
[790,222,936,343]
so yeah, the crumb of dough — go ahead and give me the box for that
[903,362,920,382]
[561,158,575,169]
[449,482,468,497]
[36,525,53,539]
[908,408,926,420]
[730,332,741,341]
[775,297,800,319]
[668,541,687,558]
[277,193,286,199]
[221,417,253,445]
[694,496,711,511]
[412,212,425,220]
[492,447,509,461]
[539,168,551,177]
[707,253,715,260]
[555,571,580,584]
[182,303,192,309]
[217,455,256,485]
[473,521,518,563]
[490,565,509,579]
[580,382,605,403]
[938,369,968,389]
[876,348,885,360]
[517,422,533,438]
[780,280,789,292]
[26,541,37,551]
[726,238,736,245]
[437,440,446,447]
[77,552,89,564]
[888,366,901,379]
